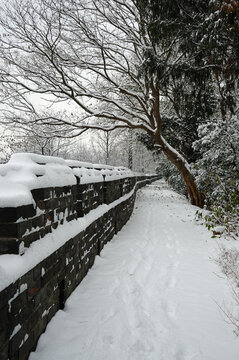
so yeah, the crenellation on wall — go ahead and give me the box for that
[76,182,104,217]
[103,180,122,204]
[0,184,80,255]
[122,177,131,195]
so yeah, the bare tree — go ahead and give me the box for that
[91,129,127,165]
[0,123,78,160]
[0,0,204,206]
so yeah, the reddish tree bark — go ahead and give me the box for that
[155,135,204,208]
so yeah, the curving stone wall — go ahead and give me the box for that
[0,178,137,255]
[0,154,159,360]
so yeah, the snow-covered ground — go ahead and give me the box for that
[30,181,239,360]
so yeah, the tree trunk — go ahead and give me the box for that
[106,131,109,165]
[128,129,133,170]
[156,135,204,208]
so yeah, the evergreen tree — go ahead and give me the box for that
[135,0,215,162]
[136,1,239,213]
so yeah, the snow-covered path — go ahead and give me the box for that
[30,181,239,360]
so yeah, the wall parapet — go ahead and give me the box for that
[0,176,141,255]
[0,153,137,255]
[0,153,159,360]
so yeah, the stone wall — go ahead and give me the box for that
[0,175,159,360]
[0,177,138,256]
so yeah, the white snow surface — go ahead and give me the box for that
[0,153,134,207]
[29,181,239,360]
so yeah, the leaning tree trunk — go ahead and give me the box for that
[156,135,204,208]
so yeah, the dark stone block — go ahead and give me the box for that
[27,286,40,300]
[0,282,18,310]
[68,245,77,259]
[41,292,56,313]
[18,272,31,290]
[44,220,52,235]
[9,352,19,360]
[41,252,58,272]
[31,215,46,229]
[7,312,20,338]
[54,187,64,197]
[77,183,87,195]
[22,231,40,248]
[103,180,121,204]
[0,205,36,223]
[32,287,49,309]
[18,332,34,360]
[31,188,53,202]
[75,201,84,217]
[62,186,71,195]
[0,343,8,360]
[64,239,73,254]
[39,228,46,239]
[46,211,54,223]
[55,261,66,282]
[10,290,27,316]
[45,198,59,211]
[32,318,47,344]
[35,200,45,211]
[66,214,77,222]
[45,277,59,298]
[25,306,42,333]
[9,325,25,357]
[0,220,34,239]
[55,245,65,259]
[33,264,42,282]
[0,306,8,345]
[0,305,8,329]
[47,302,58,323]
[72,233,83,247]
[0,223,18,238]
[52,222,58,230]
[17,300,35,324]
[71,184,77,198]
[40,225,52,240]
[0,238,20,255]
[18,271,41,302]
[58,196,70,210]
[18,221,33,238]
[20,205,37,220]
[41,267,56,287]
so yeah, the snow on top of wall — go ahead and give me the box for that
[0,153,133,207]
[72,166,133,184]
[65,159,115,170]
[65,159,133,184]
[0,153,75,207]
